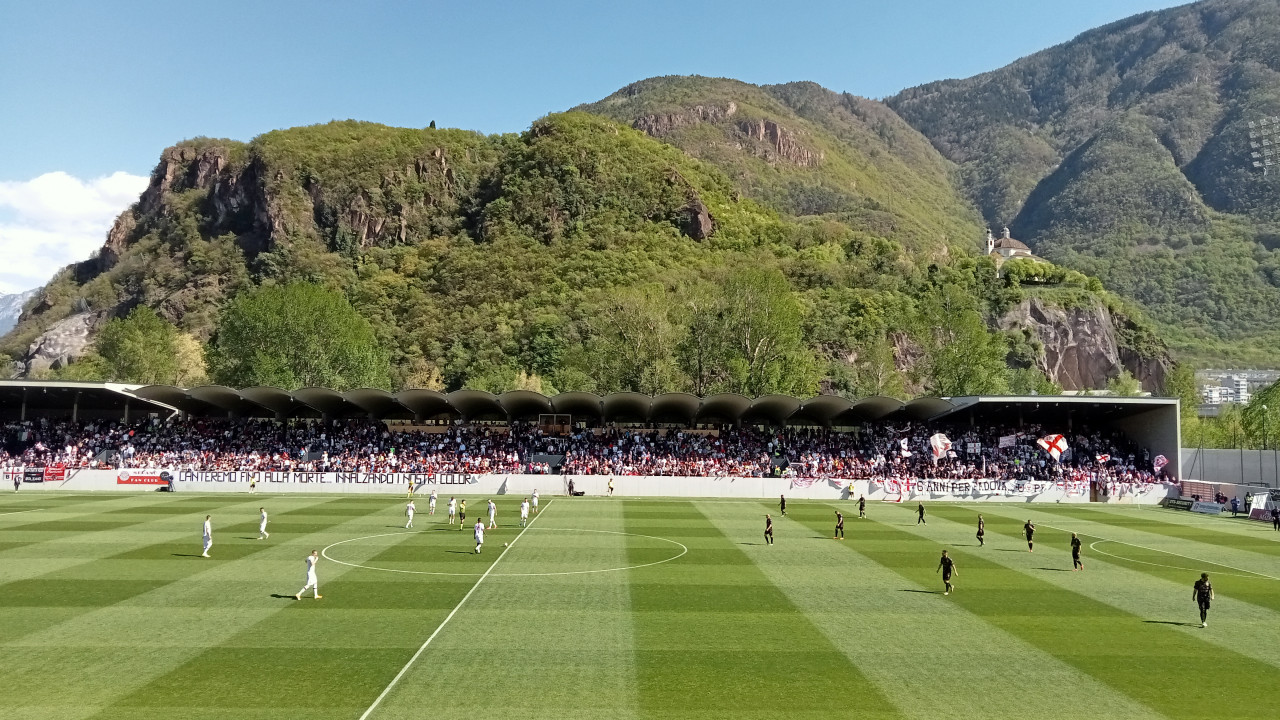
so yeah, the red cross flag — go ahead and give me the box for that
[1153,455,1168,472]
[1095,454,1111,464]
[1036,434,1068,461]
[929,433,952,460]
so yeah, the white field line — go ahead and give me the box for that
[0,508,44,517]
[1010,515,1280,582]
[1086,540,1268,580]
[357,498,554,720]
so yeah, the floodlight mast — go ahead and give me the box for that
[1248,115,1280,176]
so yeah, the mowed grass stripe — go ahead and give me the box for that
[996,503,1280,564]
[3,496,403,719]
[623,500,903,720]
[358,498,642,720]
[705,500,1168,720]
[83,499,514,720]
[922,503,1280,670]
[1081,504,1280,543]
[858,502,1280,718]
[940,504,1280,612]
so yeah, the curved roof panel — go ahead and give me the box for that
[498,390,554,421]
[239,386,307,417]
[131,385,220,415]
[603,392,651,423]
[187,385,274,417]
[549,392,604,419]
[903,397,957,420]
[394,389,458,420]
[697,393,752,425]
[292,387,364,417]
[343,388,405,418]
[793,395,855,426]
[650,392,700,424]
[447,389,504,420]
[743,394,801,425]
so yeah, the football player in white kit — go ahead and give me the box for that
[520,498,530,527]
[201,515,212,557]
[447,497,457,524]
[532,489,539,514]
[295,549,322,600]
[474,519,485,554]
[405,499,416,528]
[429,489,437,515]
[258,507,269,540]
[487,499,497,529]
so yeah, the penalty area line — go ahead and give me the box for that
[357,498,554,720]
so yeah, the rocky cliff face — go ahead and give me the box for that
[10,310,106,377]
[999,297,1168,392]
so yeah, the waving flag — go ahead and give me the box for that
[1036,434,1068,461]
[929,433,952,460]
[1095,454,1111,464]
[899,438,912,457]
[998,434,1018,449]
[1153,455,1168,472]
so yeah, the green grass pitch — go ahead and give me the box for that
[2,491,1279,719]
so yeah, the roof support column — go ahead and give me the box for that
[123,399,130,424]
[20,388,27,422]
[73,391,80,424]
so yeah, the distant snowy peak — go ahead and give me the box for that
[0,288,37,336]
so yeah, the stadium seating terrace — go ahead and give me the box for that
[1,416,1167,484]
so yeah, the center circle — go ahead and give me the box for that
[321,527,687,577]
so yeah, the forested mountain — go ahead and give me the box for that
[0,110,1165,397]
[887,0,1280,365]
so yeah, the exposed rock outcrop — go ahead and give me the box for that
[18,311,107,376]
[999,297,1167,392]
[633,102,738,136]
[735,118,823,166]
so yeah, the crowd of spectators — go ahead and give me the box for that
[2,416,1169,484]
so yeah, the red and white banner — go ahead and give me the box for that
[1037,434,1068,461]
[43,464,66,483]
[929,433,952,460]
[1153,455,1168,472]
[1095,454,1111,464]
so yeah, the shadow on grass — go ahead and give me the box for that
[991,548,1025,552]
[171,553,205,557]
[898,589,939,594]
[445,550,476,555]
[238,536,262,540]
[1144,620,1199,627]
[270,594,296,600]
[1036,567,1071,572]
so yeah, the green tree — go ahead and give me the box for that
[1106,370,1143,397]
[577,284,685,395]
[913,285,1009,396]
[207,282,390,390]
[1243,380,1280,449]
[1163,362,1201,440]
[61,307,194,385]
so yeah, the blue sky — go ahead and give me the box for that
[0,0,1186,293]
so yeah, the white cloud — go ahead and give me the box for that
[0,171,149,295]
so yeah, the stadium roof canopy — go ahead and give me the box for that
[0,380,1179,428]
[0,380,178,421]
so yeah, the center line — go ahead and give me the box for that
[357,498,554,720]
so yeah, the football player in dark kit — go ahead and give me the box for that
[1024,520,1035,552]
[857,494,866,519]
[779,495,787,516]
[976,514,985,547]
[936,550,957,595]
[917,503,926,525]
[1193,572,1214,627]
[1272,507,1279,531]
[834,510,845,539]
[764,514,774,545]
[1070,532,1083,570]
